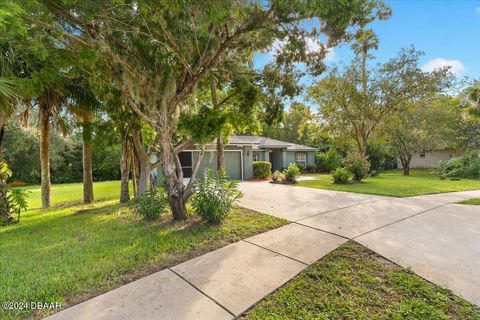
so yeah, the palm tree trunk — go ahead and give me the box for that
[217,133,225,170]
[39,100,51,209]
[82,112,94,204]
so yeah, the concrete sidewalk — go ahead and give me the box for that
[45,223,347,320]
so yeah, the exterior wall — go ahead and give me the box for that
[253,150,268,162]
[282,151,316,168]
[404,149,468,169]
[271,149,284,171]
[243,145,253,180]
[307,152,316,166]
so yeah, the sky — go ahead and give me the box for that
[253,0,480,103]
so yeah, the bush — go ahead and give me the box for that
[284,163,301,183]
[332,167,351,184]
[343,152,371,181]
[129,189,168,220]
[316,148,343,172]
[271,170,285,183]
[366,141,387,175]
[192,169,242,223]
[306,164,316,173]
[296,163,305,172]
[438,152,480,179]
[253,161,272,179]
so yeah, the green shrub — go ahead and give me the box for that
[438,152,480,179]
[129,189,168,220]
[306,164,316,173]
[316,148,343,172]
[192,169,242,223]
[366,141,387,175]
[344,152,371,181]
[284,163,301,183]
[296,163,305,172]
[332,167,351,184]
[272,170,285,183]
[253,161,272,179]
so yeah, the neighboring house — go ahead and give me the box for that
[154,135,318,181]
[403,148,480,169]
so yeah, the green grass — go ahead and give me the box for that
[298,170,480,197]
[458,198,480,205]
[20,180,125,209]
[1,187,287,320]
[242,242,480,320]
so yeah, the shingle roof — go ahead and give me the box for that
[228,135,318,151]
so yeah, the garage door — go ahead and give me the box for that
[225,151,242,180]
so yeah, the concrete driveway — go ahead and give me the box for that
[237,181,480,305]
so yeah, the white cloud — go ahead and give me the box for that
[269,37,336,62]
[421,58,465,76]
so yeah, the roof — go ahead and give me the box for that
[228,135,318,151]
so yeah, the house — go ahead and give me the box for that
[156,135,318,181]
[404,148,480,169]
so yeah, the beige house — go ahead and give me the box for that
[404,149,480,169]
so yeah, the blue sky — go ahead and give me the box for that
[254,0,480,95]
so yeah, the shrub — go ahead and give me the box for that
[343,152,371,181]
[8,180,28,187]
[129,189,168,220]
[316,148,343,172]
[296,163,305,172]
[192,169,242,223]
[306,164,316,173]
[284,163,301,183]
[332,167,351,184]
[366,141,387,175]
[271,170,285,183]
[253,161,272,179]
[438,152,480,179]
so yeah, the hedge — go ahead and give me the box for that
[253,161,272,179]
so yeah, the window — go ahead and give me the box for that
[179,152,193,177]
[296,152,306,166]
[252,153,258,161]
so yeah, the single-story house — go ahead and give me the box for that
[402,148,480,169]
[155,135,318,181]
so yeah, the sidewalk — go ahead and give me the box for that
[45,223,346,320]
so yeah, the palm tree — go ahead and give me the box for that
[464,82,480,118]
[36,88,66,209]
[65,81,99,204]
[0,78,17,148]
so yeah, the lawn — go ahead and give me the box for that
[242,242,480,320]
[459,198,480,205]
[1,183,287,320]
[20,180,125,209]
[298,169,480,197]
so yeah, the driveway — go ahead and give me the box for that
[237,181,480,305]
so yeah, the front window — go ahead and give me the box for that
[296,152,306,166]
[253,153,258,161]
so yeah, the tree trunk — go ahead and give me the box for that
[0,181,12,225]
[82,112,94,204]
[216,133,225,170]
[403,165,410,176]
[157,121,188,220]
[400,155,411,176]
[39,100,51,209]
[119,136,130,203]
[210,79,225,170]
[130,129,151,196]
[137,161,150,195]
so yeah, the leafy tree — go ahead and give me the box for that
[310,47,452,158]
[24,0,389,219]
[385,96,458,175]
